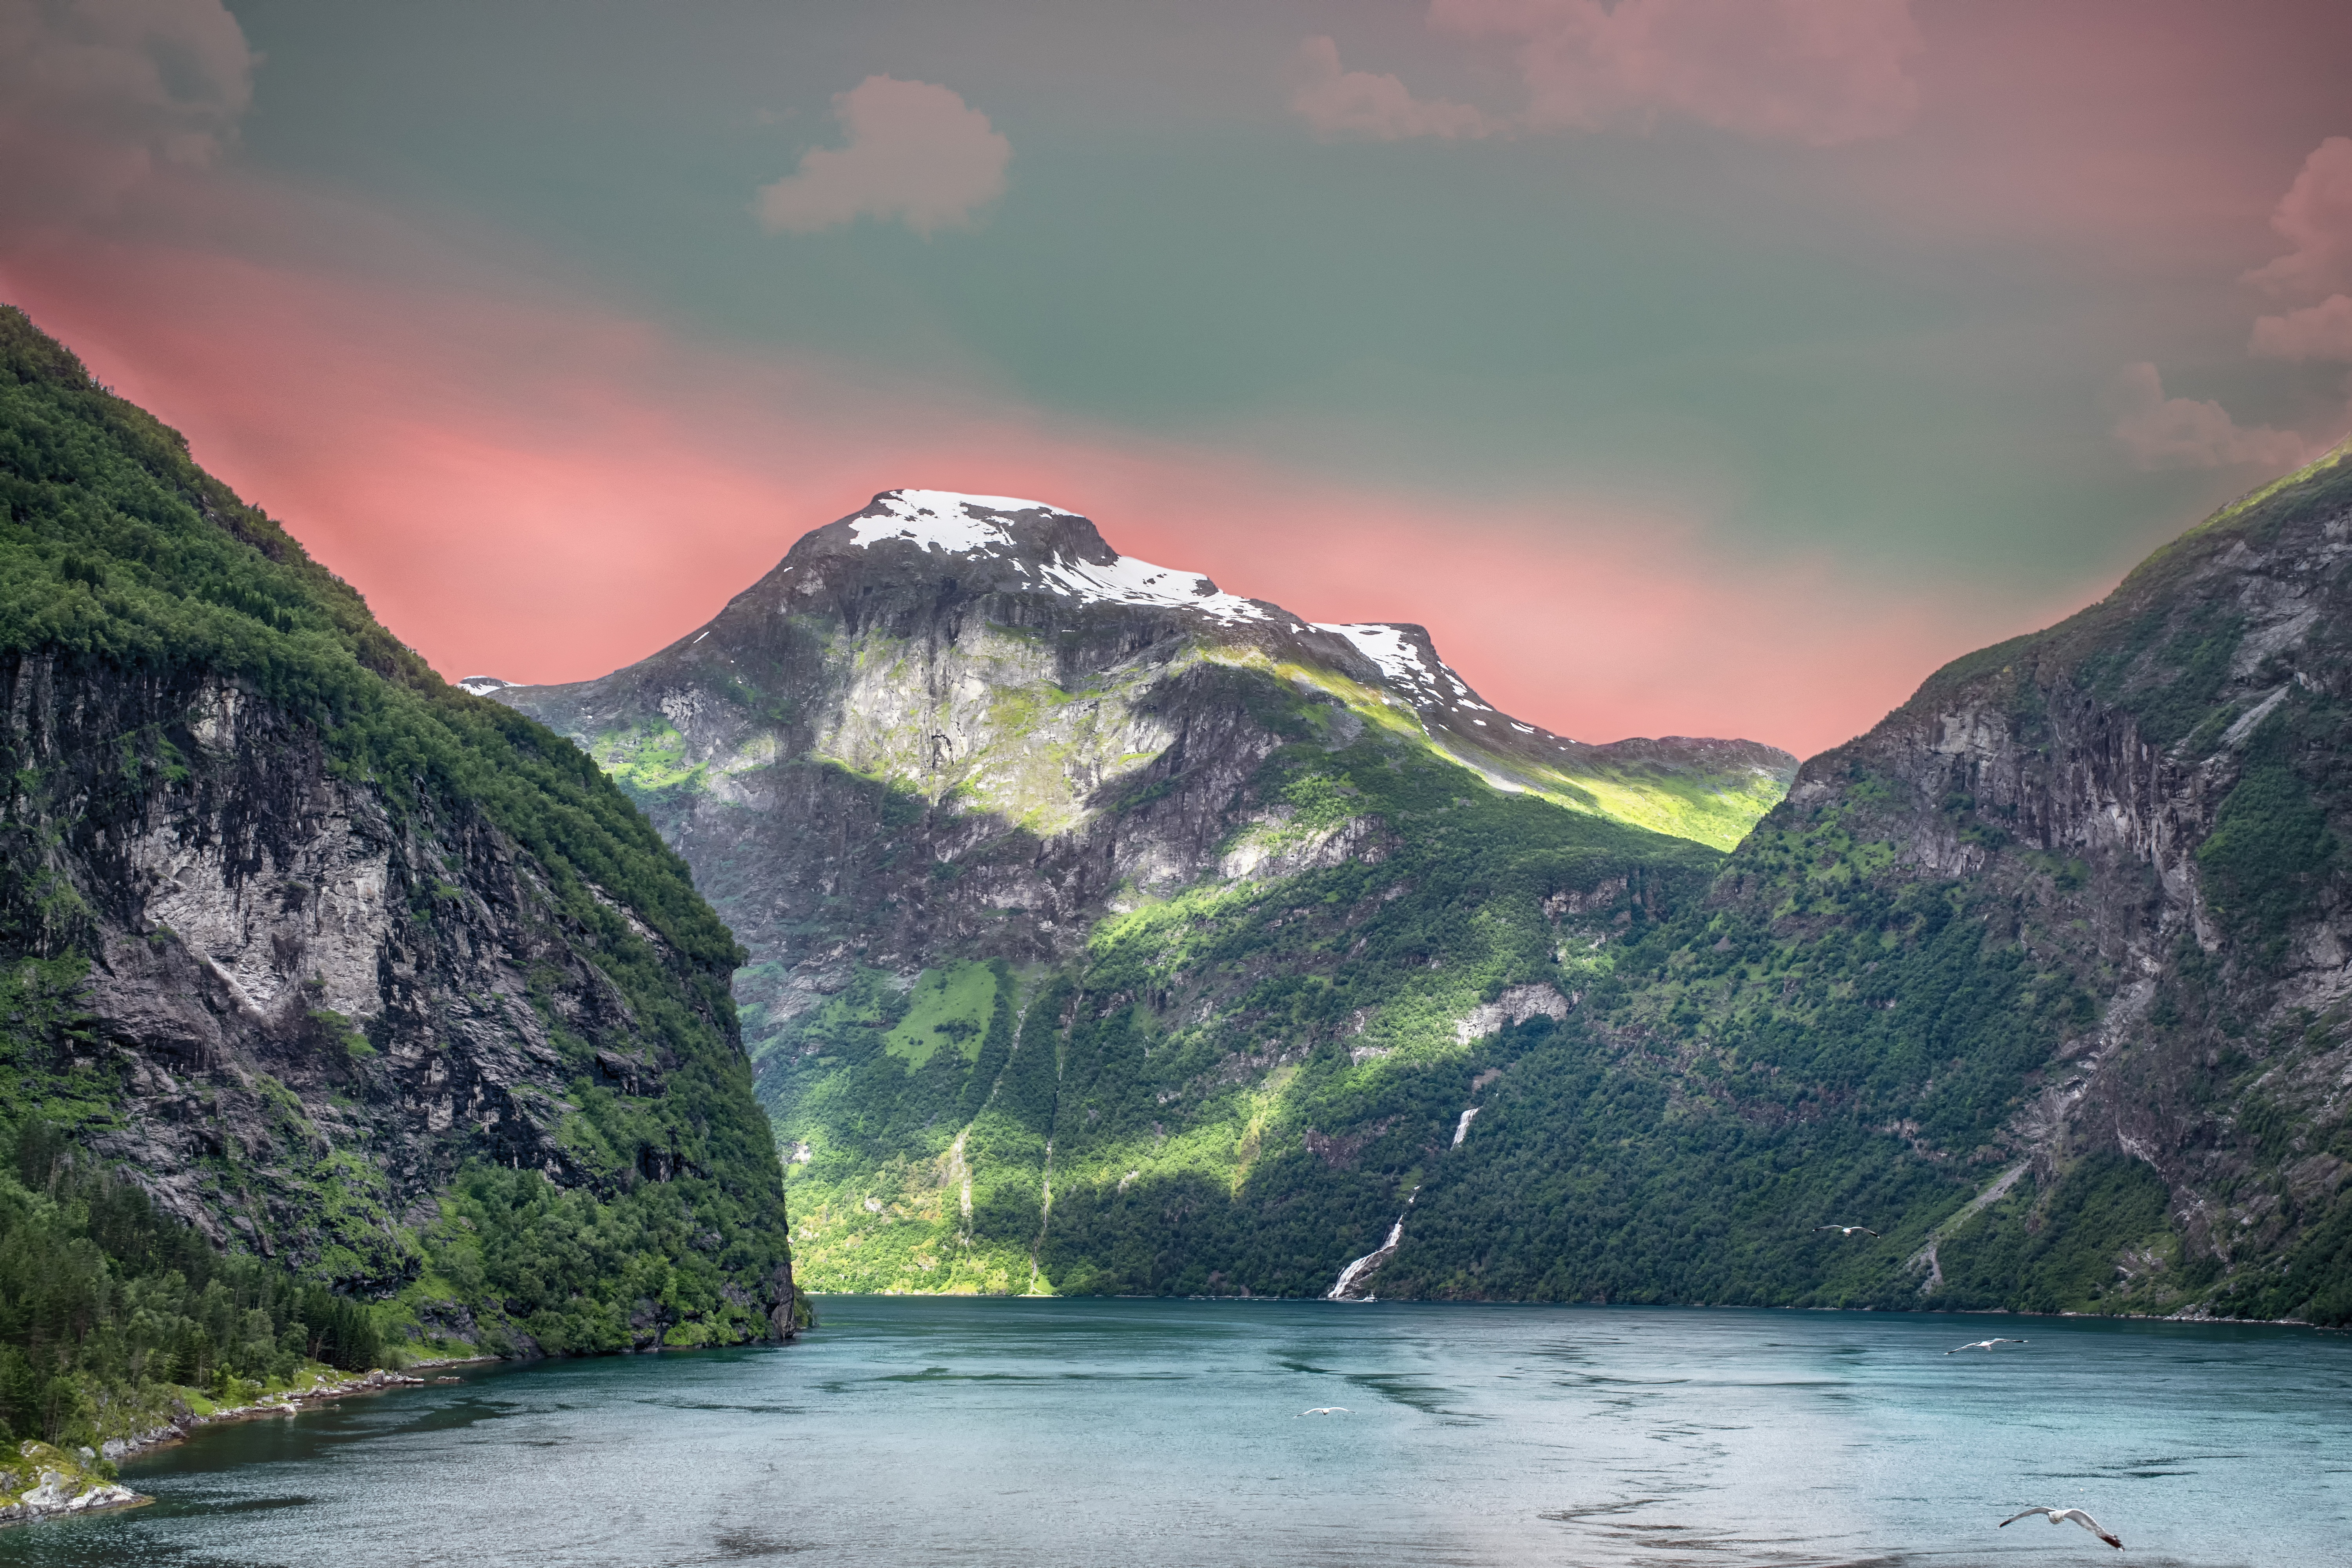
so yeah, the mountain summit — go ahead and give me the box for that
[494,489,1791,848]
[492,488,1789,1293]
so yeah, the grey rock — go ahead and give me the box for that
[0,654,791,1323]
[494,489,1789,1094]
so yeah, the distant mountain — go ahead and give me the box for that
[0,305,800,1399]
[493,490,1792,1294]
[1374,440,2352,1322]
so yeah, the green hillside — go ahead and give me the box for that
[763,705,1725,1296]
[0,305,800,1445]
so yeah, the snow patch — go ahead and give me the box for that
[1312,622,1492,713]
[846,489,1071,554]
[845,490,1273,626]
[457,676,512,696]
[1033,552,1270,627]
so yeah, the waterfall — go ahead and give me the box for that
[1323,1096,1484,1300]
[1326,1214,1406,1300]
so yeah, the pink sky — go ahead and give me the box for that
[5,0,2347,759]
[0,231,2074,759]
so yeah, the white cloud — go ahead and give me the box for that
[0,0,254,219]
[1291,36,1500,142]
[2243,136,2352,300]
[1301,0,1922,148]
[754,76,1009,238]
[2102,363,2310,472]
[2250,294,2352,363]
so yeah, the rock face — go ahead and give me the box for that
[1371,441,2352,1319]
[0,1444,145,1524]
[1760,441,2352,1317]
[0,306,795,1346]
[494,490,1787,1295]
[495,489,1791,1057]
[4,656,728,1283]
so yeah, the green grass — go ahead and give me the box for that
[883,963,1002,1068]
[589,718,701,792]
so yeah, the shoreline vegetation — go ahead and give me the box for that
[0,1120,403,1457]
[1,1365,433,1528]
[0,1112,808,1527]
[0,1120,759,1457]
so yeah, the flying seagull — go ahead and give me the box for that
[1298,1407,1352,1416]
[1814,1225,1878,1236]
[1948,1337,2028,1354]
[1998,1506,2122,1550]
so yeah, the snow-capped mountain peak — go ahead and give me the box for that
[834,489,1278,628]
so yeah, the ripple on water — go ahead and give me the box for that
[0,1301,2340,1568]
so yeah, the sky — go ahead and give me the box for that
[3,1,2350,759]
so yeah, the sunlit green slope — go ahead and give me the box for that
[492,491,1779,1294]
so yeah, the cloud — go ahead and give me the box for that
[2103,363,2309,471]
[753,76,1009,237]
[0,0,254,221]
[2250,294,2352,362]
[2243,136,2352,298]
[1291,36,1501,141]
[1426,0,1922,146]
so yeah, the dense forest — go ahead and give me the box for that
[0,303,800,1406]
[0,1120,381,1452]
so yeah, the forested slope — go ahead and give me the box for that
[1379,439,2352,1322]
[0,306,800,1444]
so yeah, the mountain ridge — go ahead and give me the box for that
[483,487,1794,852]
[1363,437,2352,1319]
[491,488,1780,1294]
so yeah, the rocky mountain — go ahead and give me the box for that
[490,488,1795,1294]
[497,444,2352,1322]
[0,306,799,1356]
[1369,439,2352,1321]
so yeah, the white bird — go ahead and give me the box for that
[1815,1224,1878,1236]
[1998,1506,2122,1550]
[1947,1337,2028,1354]
[1298,1406,1352,1416]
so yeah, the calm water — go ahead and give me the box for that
[2,1299,2345,1567]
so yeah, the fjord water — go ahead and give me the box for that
[7,1301,2346,1568]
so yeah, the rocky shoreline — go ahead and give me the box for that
[3,1368,437,1529]
[101,1368,432,1468]
[0,1443,148,1526]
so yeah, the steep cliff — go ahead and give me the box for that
[1377,440,2352,1321]
[0,306,797,1354]
[494,490,1791,1294]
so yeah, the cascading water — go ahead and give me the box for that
[1326,1214,1406,1300]
[1326,1091,1487,1298]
